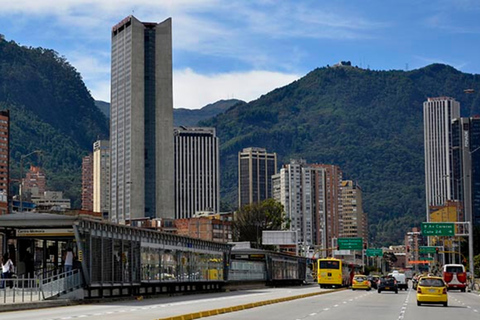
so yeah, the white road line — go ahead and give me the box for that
[334,304,339,307]
[398,287,412,320]
[309,313,317,316]
[323,308,330,311]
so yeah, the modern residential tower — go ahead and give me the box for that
[110,16,174,222]
[340,180,368,243]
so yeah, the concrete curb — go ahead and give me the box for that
[0,299,76,313]
[155,288,345,320]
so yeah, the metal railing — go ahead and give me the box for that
[41,269,83,300]
[1,269,83,304]
[0,276,42,303]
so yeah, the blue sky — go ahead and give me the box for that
[0,0,479,109]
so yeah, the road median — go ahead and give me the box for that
[156,288,345,320]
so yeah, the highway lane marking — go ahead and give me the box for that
[398,288,411,320]
[309,313,317,316]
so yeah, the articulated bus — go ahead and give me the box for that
[317,258,353,288]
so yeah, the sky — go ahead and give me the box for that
[0,0,479,109]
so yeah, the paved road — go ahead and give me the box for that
[1,286,479,320]
[0,285,329,320]
[209,289,480,320]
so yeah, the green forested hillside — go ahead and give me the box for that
[201,64,480,245]
[0,39,109,207]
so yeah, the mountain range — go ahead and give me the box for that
[2,38,480,245]
[201,63,480,245]
[95,99,243,126]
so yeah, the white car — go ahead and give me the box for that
[389,270,408,290]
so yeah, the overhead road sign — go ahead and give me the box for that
[419,246,437,254]
[338,237,363,250]
[421,222,454,236]
[366,248,383,257]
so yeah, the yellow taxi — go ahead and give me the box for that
[416,276,448,307]
[352,275,371,291]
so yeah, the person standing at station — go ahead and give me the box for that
[63,248,74,273]
[1,253,14,288]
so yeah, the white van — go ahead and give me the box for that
[389,270,408,290]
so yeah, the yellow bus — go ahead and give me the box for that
[317,258,352,288]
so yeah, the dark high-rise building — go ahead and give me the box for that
[0,110,8,215]
[110,16,174,223]
[174,127,220,219]
[470,117,480,226]
[452,116,480,226]
[238,147,277,208]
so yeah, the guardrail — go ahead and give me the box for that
[0,276,42,303]
[1,269,83,304]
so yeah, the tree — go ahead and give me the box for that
[474,254,480,278]
[233,199,288,248]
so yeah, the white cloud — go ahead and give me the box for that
[89,80,111,103]
[173,68,300,109]
[88,68,301,109]
[412,55,468,71]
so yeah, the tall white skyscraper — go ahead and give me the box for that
[110,16,174,223]
[173,127,220,219]
[93,140,110,217]
[423,96,460,220]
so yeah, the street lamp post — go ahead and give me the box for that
[465,88,477,290]
[19,150,42,213]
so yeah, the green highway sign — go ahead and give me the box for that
[419,246,437,254]
[421,222,455,236]
[338,237,363,250]
[366,248,383,257]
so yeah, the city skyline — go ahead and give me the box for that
[0,1,479,109]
